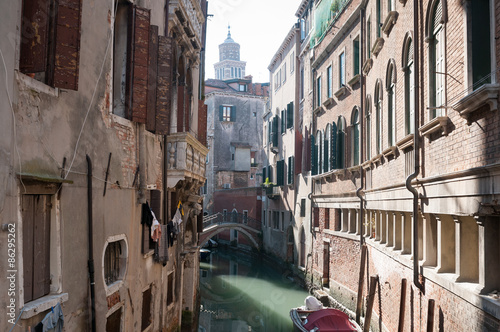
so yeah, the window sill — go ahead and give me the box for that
[382,11,399,36]
[21,293,69,319]
[419,116,449,141]
[372,38,385,57]
[452,84,499,123]
[362,58,373,75]
[396,134,414,151]
[106,280,125,296]
[16,71,59,97]
[371,153,383,166]
[382,146,398,159]
[334,86,347,98]
[323,97,334,107]
[348,74,360,87]
[111,113,134,128]
[313,106,324,114]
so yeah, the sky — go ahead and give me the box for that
[205,0,303,83]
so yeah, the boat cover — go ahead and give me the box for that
[303,308,357,332]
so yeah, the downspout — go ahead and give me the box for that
[86,155,96,332]
[356,6,365,246]
[405,0,422,290]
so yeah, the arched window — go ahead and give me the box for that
[351,108,360,166]
[337,116,346,169]
[325,124,331,171]
[428,0,444,119]
[403,37,415,134]
[374,81,383,154]
[366,96,372,160]
[386,61,396,146]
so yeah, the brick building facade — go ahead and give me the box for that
[304,0,500,331]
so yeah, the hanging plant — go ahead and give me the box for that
[331,0,340,13]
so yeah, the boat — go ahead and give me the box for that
[290,296,362,332]
[200,248,211,261]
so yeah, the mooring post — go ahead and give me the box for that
[363,275,378,332]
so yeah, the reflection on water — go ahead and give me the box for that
[198,248,309,332]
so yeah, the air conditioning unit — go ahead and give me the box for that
[223,183,231,189]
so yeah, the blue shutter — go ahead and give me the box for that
[219,105,223,121]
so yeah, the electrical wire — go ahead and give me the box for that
[64,0,118,180]
[0,46,25,193]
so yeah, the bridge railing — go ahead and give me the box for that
[202,212,262,231]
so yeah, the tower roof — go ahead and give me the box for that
[223,25,235,43]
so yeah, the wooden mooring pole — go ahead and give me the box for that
[363,275,378,332]
[427,299,435,332]
[397,278,407,332]
[356,244,368,323]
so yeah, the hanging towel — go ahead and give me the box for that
[33,303,64,332]
[151,210,161,242]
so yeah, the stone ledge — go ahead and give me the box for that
[21,293,69,319]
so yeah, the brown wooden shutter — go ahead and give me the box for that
[198,102,207,146]
[51,0,83,90]
[150,190,162,222]
[22,195,34,303]
[22,195,51,302]
[156,36,173,135]
[146,25,158,132]
[19,0,50,74]
[127,6,150,123]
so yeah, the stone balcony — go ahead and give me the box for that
[166,132,208,188]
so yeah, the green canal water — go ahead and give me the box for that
[198,247,310,332]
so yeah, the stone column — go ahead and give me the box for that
[478,216,500,292]
[402,212,411,254]
[380,211,387,244]
[375,211,381,241]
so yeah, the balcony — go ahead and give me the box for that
[166,132,208,188]
[169,0,205,55]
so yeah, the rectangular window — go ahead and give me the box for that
[300,198,306,217]
[223,209,227,222]
[22,194,51,303]
[325,208,330,229]
[286,102,294,129]
[20,0,82,90]
[367,18,372,59]
[106,308,122,332]
[263,209,266,226]
[353,38,360,75]
[141,287,152,331]
[167,273,174,305]
[470,0,492,90]
[223,106,231,121]
[376,0,381,38]
[243,210,248,223]
[316,76,322,106]
[327,66,332,98]
[282,63,287,83]
[239,84,247,91]
[300,67,305,99]
[277,160,285,186]
[339,52,346,87]
[281,211,285,231]
[290,52,295,73]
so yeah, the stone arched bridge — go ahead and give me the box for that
[199,212,262,249]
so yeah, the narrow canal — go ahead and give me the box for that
[198,247,310,332]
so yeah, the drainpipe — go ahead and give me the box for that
[356,7,365,246]
[405,0,422,290]
[86,155,96,332]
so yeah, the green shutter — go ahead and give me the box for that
[330,122,337,169]
[230,106,236,122]
[277,160,285,186]
[219,105,223,121]
[288,156,294,184]
[354,40,360,75]
[268,165,273,182]
[281,110,285,134]
[287,102,293,129]
[337,129,345,169]
[272,116,279,147]
[324,135,329,172]
[263,167,267,183]
[268,121,272,144]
